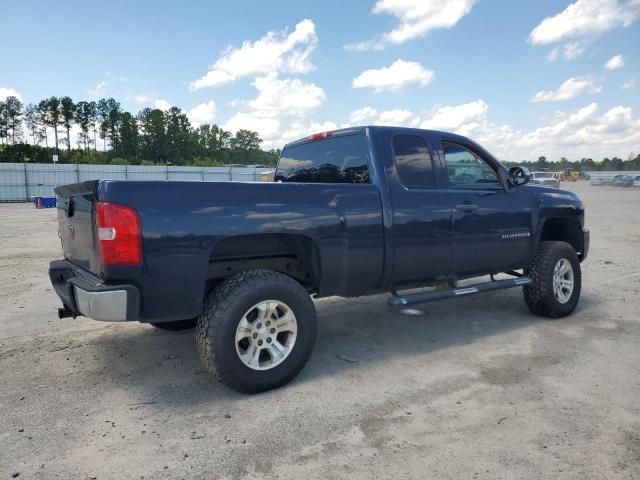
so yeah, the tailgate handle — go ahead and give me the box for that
[456,203,478,213]
[66,198,75,217]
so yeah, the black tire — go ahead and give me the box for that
[195,270,317,394]
[523,241,581,318]
[150,318,197,331]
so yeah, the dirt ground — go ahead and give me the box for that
[1,182,639,479]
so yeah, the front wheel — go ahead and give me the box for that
[523,241,582,318]
[196,270,317,393]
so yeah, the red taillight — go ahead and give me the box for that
[95,202,142,266]
[307,130,333,141]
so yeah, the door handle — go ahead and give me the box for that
[456,203,478,213]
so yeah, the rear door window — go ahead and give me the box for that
[275,135,369,183]
[392,135,437,188]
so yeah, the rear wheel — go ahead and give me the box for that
[523,241,581,318]
[196,270,317,393]
[150,318,197,331]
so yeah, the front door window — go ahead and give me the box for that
[442,142,500,188]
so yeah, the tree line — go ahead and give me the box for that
[1,94,639,170]
[503,154,640,173]
[0,95,279,166]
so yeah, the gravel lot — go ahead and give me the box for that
[1,182,639,479]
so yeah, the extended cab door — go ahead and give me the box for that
[434,139,533,278]
[376,129,453,285]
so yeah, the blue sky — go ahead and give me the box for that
[1,0,639,160]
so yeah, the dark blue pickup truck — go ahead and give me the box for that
[50,126,589,393]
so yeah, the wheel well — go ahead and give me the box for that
[207,234,320,291]
[539,217,583,257]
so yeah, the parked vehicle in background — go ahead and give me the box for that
[590,176,605,186]
[530,171,560,188]
[49,126,589,393]
[563,169,584,182]
[633,176,640,188]
[614,175,634,187]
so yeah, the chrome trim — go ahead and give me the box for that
[73,286,128,321]
[454,287,478,295]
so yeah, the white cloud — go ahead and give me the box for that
[569,102,600,125]
[218,73,326,146]
[563,42,587,60]
[518,103,640,159]
[346,0,477,50]
[154,99,172,111]
[0,87,22,102]
[247,75,325,117]
[187,101,216,127]
[88,80,108,98]
[281,121,338,145]
[410,99,639,160]
[349,107,378,123]
[622,78,636,90]
[421,99,488,131]
[218,97,639,160]
[352,59,435,93]
[605,54,624,70]
[546,41,586,62]
[376,109,418,126]
[222,112,281,146]
[189,19,317,90]
[337,99,640,160]
[126,93,152,103]
[529,0,640,45]
[531,76,601,102]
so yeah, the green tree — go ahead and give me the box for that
[0,93,279,166]
[137,108,166,163]
[96,98,111,151]
[4,96,24,144]
[86,101,98,151]
[230,129,262,164]
[106,98,122,153]
[75,101,93,151]
[24,104,46,146]
[165,107,192,164]
[40,97,61,152]
[60,96,76,154]
[118,112,139,160]
[0,100,7,145]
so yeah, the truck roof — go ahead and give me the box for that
[282,125,462,149]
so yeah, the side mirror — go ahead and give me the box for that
[508,166,531,187]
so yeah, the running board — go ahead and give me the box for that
[388,277,532,307]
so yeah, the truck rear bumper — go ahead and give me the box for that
[49,260,140,321]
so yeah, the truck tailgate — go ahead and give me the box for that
[55,181,100,273]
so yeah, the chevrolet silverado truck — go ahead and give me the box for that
[49,126,589,393]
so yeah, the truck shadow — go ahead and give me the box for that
[87,287,589,405]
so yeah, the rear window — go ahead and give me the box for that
[393,135,437,188]
[275,135,369,183]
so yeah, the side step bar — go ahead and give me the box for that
[388,277,532,307]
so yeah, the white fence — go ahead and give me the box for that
[0,163,275,201]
